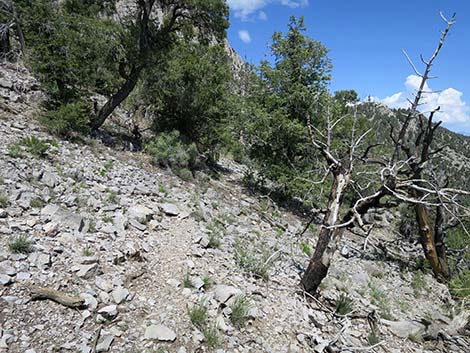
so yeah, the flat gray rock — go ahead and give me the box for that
[160,203,179,216]
[144,324,177,341]
[112,287,129,304]
[96,335,114,352]
[214,285,242,304]
[128,204,154,220]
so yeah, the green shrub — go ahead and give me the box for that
[450,270,470,303]
[12,136,50,157]
[41,100,91,137]
[234,240,276,281]
[411,271,427,298]
[30,198,45,209]
[145,130,198,179]
[7,143,22,158]
[0,194,8,208]
[230,295,251,329]
[8,235,33,254]
[202,325,221,348]
[300,242,312,257]
[368,282,394,320]
[335,294,354,315]
[188,300,208,329]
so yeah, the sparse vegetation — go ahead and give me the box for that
[8,235,33,254]
[188,300,208,329]
[100,160,114,176]
[202,324,221,349]
[300,242,312,257]
[450,270,470,305]
[145,131,198,180]
[368,282,393,320]
[106,190,118,204]
[83,246,95,257]
[0,194,9,208]
[19,136,50,157]
[30,198,44,209]
[202,276,214,290]
[411,271,427,298]
[234,240,277,280]
[102,216,114,224]
[183,272,194,289]
[230,295,251,329]
[367,328,380,346]
[335,294,354,315]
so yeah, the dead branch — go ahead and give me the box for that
[30,286,85,309]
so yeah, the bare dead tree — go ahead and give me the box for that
[301,12,468,294]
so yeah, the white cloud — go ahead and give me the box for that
[238,30,252,44]
[376,75,470,131]
[258,11,268,21]
[227,0,308,20]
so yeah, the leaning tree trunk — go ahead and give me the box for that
[90,65,142,131]
[414,201,450,280]
[301,171,350,294]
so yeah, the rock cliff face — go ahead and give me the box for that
[1,61,469,353]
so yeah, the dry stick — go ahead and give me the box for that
[338,341,385,352]
[30,286,85,309]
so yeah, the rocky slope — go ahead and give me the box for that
[0,62,469,353]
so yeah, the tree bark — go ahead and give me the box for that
[301,171,349,294]
[91,65,142,130]
[414,201,450,280]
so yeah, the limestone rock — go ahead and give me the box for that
[144,324,177,341]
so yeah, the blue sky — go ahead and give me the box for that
[226,0,470,135]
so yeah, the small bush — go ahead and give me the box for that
[300,242,312,257]
[183,272,194,288]
[102,216,114,224]
[335,294,354,315]
[202,276,213,289]
[106,190,118,204]
[411,271,427,298]
[0,194,8,208]
[188,300,208,329]
[100,160,114,176]
[234,240,276,280]
[30,198,45,209]
[202,325,221,348]
[450,270,470,303]
[8,234,33,254]
[11,136,50,158]
[367,329,380,345]
[83,246,95,256]
[41,100,91,137]
[369,282,393,320]
[7,143,22,158]
[145,130,198,179]
[230,295,251,329]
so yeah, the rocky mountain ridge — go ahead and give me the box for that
[0,63,469,353]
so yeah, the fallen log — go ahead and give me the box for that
[30,286,85,309]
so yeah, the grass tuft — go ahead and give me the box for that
[230,295,251,329]
[8,234,33,254]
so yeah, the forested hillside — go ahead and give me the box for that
[0,1,469,352]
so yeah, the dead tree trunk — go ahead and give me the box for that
[414,201,449,279]
[301,167,350,294]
